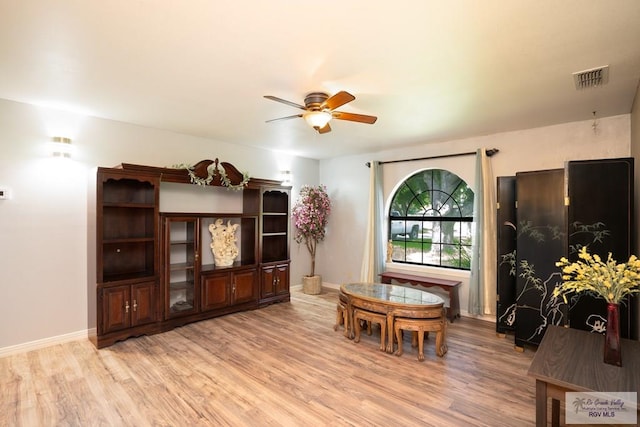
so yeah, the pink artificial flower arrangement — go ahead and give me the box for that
[292,185,331,277]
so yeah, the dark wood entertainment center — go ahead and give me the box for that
[89,159,290,348]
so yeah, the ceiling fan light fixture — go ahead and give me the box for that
[303,110,332,129]
[265,91,376,134]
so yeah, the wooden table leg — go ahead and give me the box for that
[344,300,353,339]
[386,312,395,353]
[536,379,548,427]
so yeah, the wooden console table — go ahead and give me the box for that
[340,282,446,356]
[379,272,461,322]
[528,325,640,426]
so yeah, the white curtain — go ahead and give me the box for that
[360,161,385,282]
[468,149,497,315]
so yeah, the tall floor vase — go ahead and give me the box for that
[603,303,622,367]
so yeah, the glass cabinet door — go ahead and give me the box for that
[165,217,198,317]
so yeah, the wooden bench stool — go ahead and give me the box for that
[334,294,348,332]
[394,314,447,360]
[353,308,387,352]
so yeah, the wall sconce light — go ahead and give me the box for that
[51,136,72,158]
[281,170,292,186]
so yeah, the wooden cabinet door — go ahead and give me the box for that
[274,264,289,296]
[102,285,131,333]
[260,265,276,299]
[201,273,230,311]
[232,269,258,305]
[163,216,199,319]
[131,282,157,326]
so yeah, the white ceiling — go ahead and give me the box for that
[1,1,639,160]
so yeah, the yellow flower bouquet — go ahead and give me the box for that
[554,246,640,304]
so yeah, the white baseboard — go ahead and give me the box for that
[0,329,92,358]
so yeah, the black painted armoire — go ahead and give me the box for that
[496,158,635,348]
[496,176,517,335]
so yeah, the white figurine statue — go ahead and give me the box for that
[209,219,239,266]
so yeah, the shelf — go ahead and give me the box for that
[103,206,156,240]
[102,271,155,284]
[168,281,195,315]
[102,240,155,280]
[169,262,195,271]
[262,235,288,263]
[263,190,288,214]
[260,189,289,263]
[170,301,194,313]
[102,177,156,205]
[169,281,193,291]
[103,237,155,244]
[103,202,155,209]
[201,261,257,273]
[263,215,288,234]
[170,240,194,245]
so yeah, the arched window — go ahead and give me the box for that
[388,169,474,270]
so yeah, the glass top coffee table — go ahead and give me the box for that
[340,282,446,355]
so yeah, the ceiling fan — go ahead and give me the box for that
[264,91,377,134]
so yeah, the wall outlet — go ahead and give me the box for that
[0,187,12,200]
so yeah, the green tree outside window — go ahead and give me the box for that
[389,169,474,270]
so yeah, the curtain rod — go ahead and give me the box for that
[365,148,499,167]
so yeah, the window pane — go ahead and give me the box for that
[430,221,442,243]
[388,169,474,271]
[391,240,408,262]
[441,244,461,268]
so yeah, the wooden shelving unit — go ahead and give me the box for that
[93,168,160,348]
[90,159,290,348]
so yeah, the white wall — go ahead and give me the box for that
[317,114,631,317]
[0,98,318,351]
[0,94,633,351]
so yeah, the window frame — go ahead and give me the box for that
[387,168,474,271]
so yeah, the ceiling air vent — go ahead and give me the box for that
[573,65,609,89]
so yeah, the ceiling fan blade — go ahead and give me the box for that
[265,114,303,123]
[318,123,331,134]
[332,111,378,124]
[264,95,306,110]
[322,91,355,111]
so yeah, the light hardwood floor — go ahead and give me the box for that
[1,288,538,426]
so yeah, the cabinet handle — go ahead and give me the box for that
[232,282,236,294]
[195,252,199,260]
[125,301,130,313]
[133,300,138,312]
